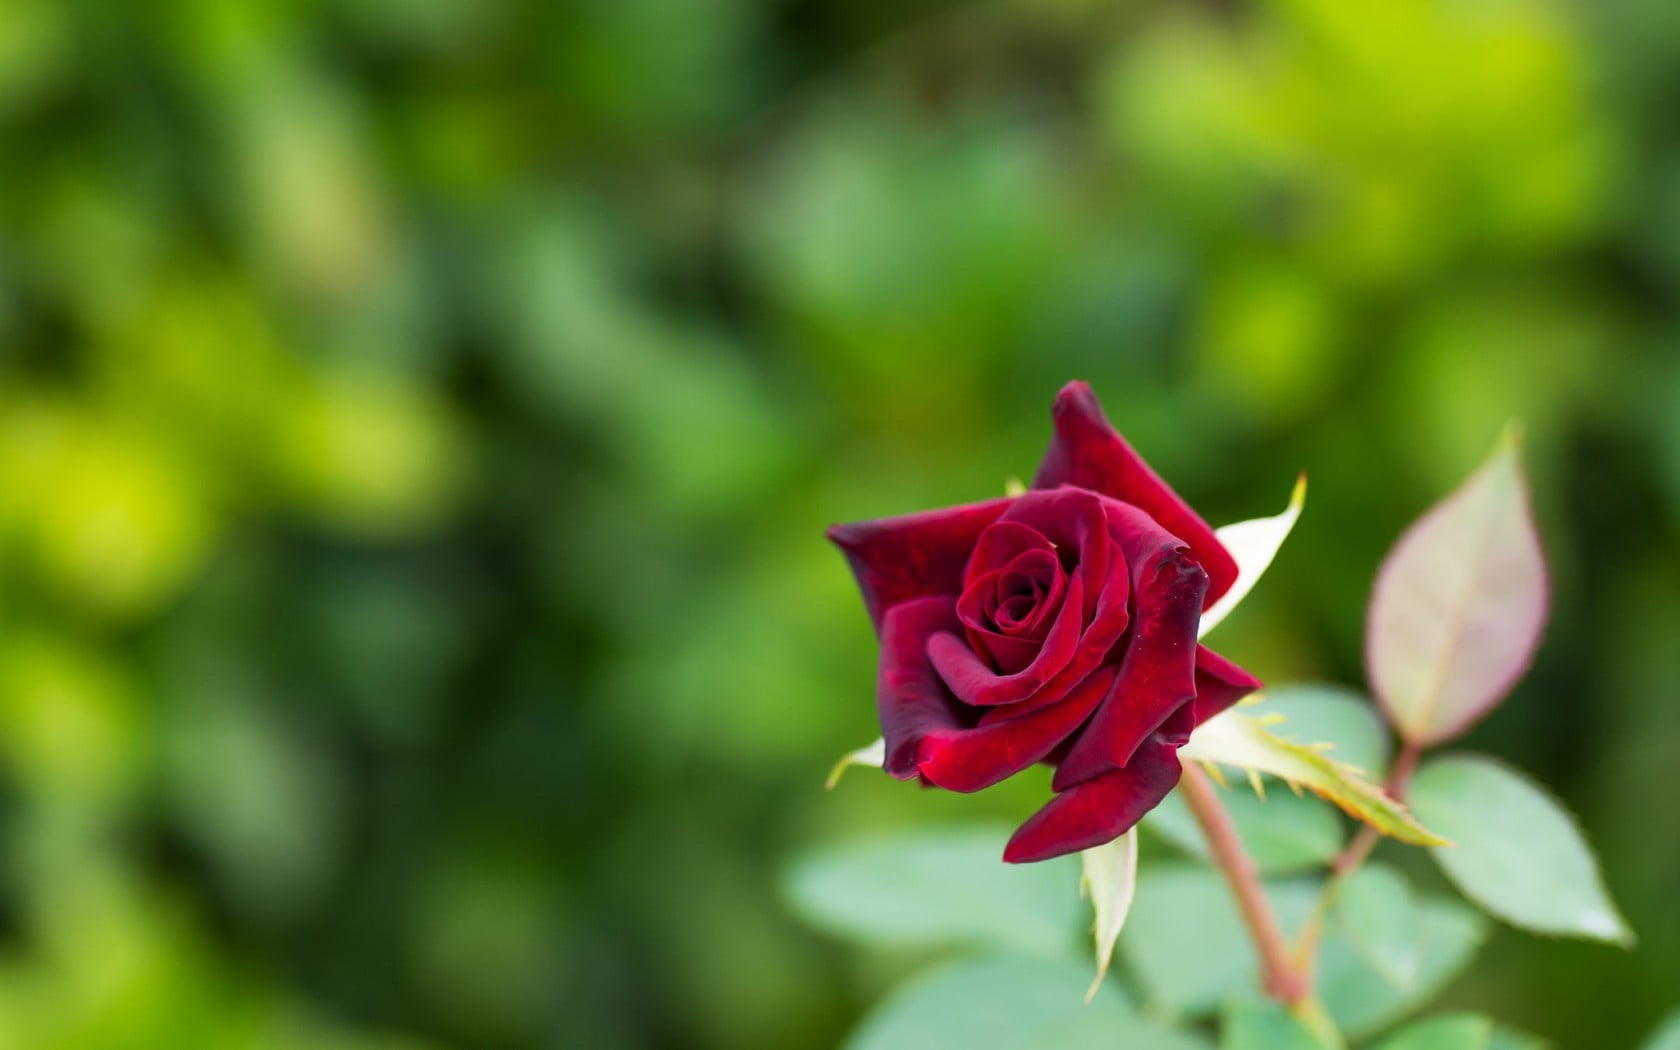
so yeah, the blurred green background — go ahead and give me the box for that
[1,0,1678,1046]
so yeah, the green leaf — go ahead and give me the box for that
[781,825,1079,956]
[1119,865,1321,1019]
[1638,1008,1680,1050]
[844,954,1211,1050]
[1487,1025,1550,1050]
[1200,473,1305,640]
[1408,755,1633,945]
[1336,864,1419,989]
[1220,1000,1330,1050]
[1317,894,1488,1040]
[1259,684,1392,780]
[1145,782,1343,876]
[1080,829,1138,1001]
[1369,1014,1493,1050]
[1366,430,1549,747]
[1179,708,1444,846]
[1121,868,1483,1036]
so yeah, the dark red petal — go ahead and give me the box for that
[1003,721,1187,864]
[1051,503,1209,792]
[997,487,1110,625]
[957,548,1064,641]
[943,490,1136,715]
[875,597,968,779]
[828,497,1014,633]
[928,574,1086,706]
[1192,645,1263,724]
[964,520,1056,586]
[1031,381,1238,606]
[915,666,1118,793]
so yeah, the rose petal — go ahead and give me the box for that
[971,630,1045,676]
[828,497,1014,633]
[1003,709,1192,863]
[915,666,1119,793]
[998,487,1113,623]
[957,548,1064,645]
[927,573,1086,706]
[1191,645,1262,724]
[1051,504,1209,792]
[1031,381,1238,606]
[933,489,1133,710]
[963,520,1057,586]
[875,596,969,778]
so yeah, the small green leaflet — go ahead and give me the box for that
[1145,785,1343,876]
[1317,895,1489,1039]
[1369,1015,1493,1050]
[844,954,1211,1050]
[1080,829,1138,1002]
[781,825,1079,956]
[1408,754,1632,946]
[1259,683,1391,781]
[1337,864,1420,989]
[1219,1000,1331,1050]
[1637,1008,1680,1050]
[1179,705,1445,847]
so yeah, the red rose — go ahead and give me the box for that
[828,382,1261,863]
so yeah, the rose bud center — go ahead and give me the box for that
[956,526,1070,674]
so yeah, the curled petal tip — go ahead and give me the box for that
[1052,380,1099,416]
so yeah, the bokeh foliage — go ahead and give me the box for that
[1,0,1678,1046]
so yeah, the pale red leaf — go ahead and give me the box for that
[1366,430,1549,747]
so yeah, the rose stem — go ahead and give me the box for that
[1295,740,1425,974]
[1178,761,1310,1005]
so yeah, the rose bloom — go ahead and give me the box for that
[828,382,1260,863]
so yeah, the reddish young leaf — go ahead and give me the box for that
[1366,430,1549,747]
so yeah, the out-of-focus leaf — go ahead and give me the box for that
[1119,865,1321,1019]
[1369,1014,1493,1050]
[1219,1000,1331,1050]
[1337,864,1420,989]
[1487,1024,1550,1050]
[1080,829,1137,1001]
[781,826,1078,957]
[744,106,1070,381]
[0,634,139,808]
[1180,709,1442,846]
[1318,894,1489,1039]
[2,404,217,620]
[1258,684,1392,780]
[1145,783,1343,876]
[1408,755,1633,945]
[272,366,466,537]
[845,954,1210,1050]
[1638,1008,1680,1050]
[1200,473,1306,639]
[164,690,340,922]
[1365,432,1548,746]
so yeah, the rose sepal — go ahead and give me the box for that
[825,738,886,790]
[1179,699,1447,847]
[1199,474,1307,641]
[1079,829,1138,1003]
